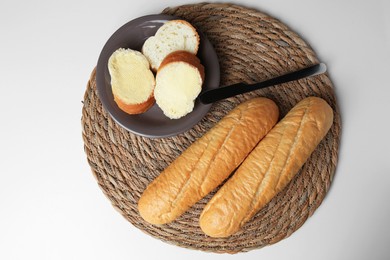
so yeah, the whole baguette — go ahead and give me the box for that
[199,97,334,237]
[138,98,279,224]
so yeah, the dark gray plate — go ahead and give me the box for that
[96,14,220,138]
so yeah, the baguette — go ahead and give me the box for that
[138,98,279,225]
[199,97,334,237]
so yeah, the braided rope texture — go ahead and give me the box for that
[81,3,341,253]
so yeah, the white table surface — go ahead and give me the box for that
[1,0,389,259]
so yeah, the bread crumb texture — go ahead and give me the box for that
[142,20,199,71]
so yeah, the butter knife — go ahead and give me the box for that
[199,63,327,104]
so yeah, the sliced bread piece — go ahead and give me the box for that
[154,50,205,119]
[142,20,200,71]
[108,48,155,114]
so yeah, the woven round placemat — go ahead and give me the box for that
[81,3,341,253]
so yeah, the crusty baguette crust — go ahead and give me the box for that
[199,97,334,237]
[158,50,205,82]
[138,98,279,224]
[114,92,155,114]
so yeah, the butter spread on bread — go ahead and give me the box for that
[108,48,155,114]
[142,20,200,71]
[138,98,279,224]
[154,50,205,119]
[199,97,334,237]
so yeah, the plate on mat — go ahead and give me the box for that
[96,14,220,138]
[83,3,341,254]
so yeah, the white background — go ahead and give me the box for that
[1,0,389,259]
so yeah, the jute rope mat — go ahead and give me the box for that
[81,3,341,253]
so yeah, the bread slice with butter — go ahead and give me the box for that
[108,48,155,114]
[154,50,205,119]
